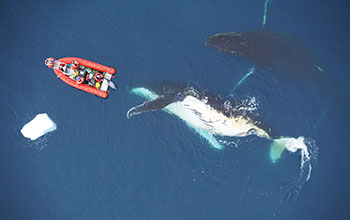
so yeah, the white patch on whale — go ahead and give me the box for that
[130,87,224,149]
[130,87,269,149]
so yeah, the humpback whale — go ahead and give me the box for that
[205,30,327,85]
[126,83,306,161]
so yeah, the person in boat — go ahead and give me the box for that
[60,63,68,73]
[95,81,101,89]
[86,70,103,87]
[74,65,88,85]
[70,61,79,70]
[86,70,95,86]
[95,72,103,82]
[59,60,79,76]
[94,72,103,89]
[76,76,84,84]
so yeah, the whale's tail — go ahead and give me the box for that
[270,137,289,162]
[270,137,311,162]
[270,136,318,182]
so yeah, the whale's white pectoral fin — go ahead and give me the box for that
[189,123,224,150]
[127,93,181,119]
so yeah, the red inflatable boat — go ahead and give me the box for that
[45,57,116,98]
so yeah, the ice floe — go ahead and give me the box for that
[21,113,56,140]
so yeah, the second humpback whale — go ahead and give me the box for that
[126,83,310,162]
[205,30,327,85]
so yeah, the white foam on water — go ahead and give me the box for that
[275,136,317,182]
[283,137,311,180]
[21,113,57,140]
[238,96,259,113]
[275,137,318,212]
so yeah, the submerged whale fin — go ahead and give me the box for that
[127,93,182,119]
[270,138,287,162]
[190,124,224,150]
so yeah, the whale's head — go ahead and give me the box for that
[205,32,249,55]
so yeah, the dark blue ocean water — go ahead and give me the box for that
[1,0,349,219]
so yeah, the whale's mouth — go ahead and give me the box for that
[205,34,226,51]
[205,32,242,55]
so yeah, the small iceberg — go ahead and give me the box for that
[21,113,57,140]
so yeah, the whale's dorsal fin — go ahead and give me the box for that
[127,93,182,119]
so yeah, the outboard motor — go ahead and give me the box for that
[108,81,117,90]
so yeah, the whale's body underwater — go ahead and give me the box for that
[127,83,305,161]
[205,30,327,86]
